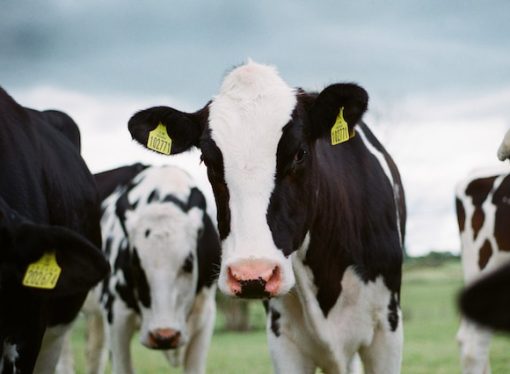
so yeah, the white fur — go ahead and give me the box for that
[209,61,297,295]
[357,127,403,245]
[73,165,215,374]
[0,342,19,373]
[497,128,510,161]
[456,170,510,374]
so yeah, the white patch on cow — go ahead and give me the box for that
[456,169,510,374]
[357,127,403,245]
[268,239,402,373]
[0,342,19,373]
[208,61,297,295]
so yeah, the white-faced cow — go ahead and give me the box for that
[127,61,406,373]
[0,87,109,373]
[455,168,510,373]
[83,164,220,374]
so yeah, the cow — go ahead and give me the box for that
[455,168,510,374]
[497,129,510,161]
[126,61,406,373]
[0,87,109,373]
[81,164,221,374]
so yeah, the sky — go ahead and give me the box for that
[1,0,509,255]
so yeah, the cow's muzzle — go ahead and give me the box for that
[146,328,181,350]
[227,259,281,298]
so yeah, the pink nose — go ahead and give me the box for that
[147,328,181,350]
[227,259,281,298]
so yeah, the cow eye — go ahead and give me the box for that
[182,253,194,273]
[294,148,308,164]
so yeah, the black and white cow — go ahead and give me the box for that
[455,169,510,373]
[127,61,406,373]
[83,164,220,374]
[0,87,109,373]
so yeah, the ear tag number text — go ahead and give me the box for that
[147,122,172,155]
[22,251,61,289]
[331,107,350,145]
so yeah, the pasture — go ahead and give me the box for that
[69,259,510,373]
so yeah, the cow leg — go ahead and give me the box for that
[85,310,108,374]
[358,317,403,374]
[457,318,492,374]
[180,298,216,374]
[55,329,74,374]
[108,308,137,374]
[33,323,73,374]
[267,331,316,374]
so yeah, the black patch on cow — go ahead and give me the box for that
[188,187,207,210]
[132,248,151,308]
[162,188,207,213]
[492,174,510,251]
[262,299,269,313]
[112,240,141,314]
[270,307,281,337]
[148,189,160,203]
[94,163,148,201]
[115,180,140,237]
[388,293,399,331]
[455,197,466,233]
[460,260,510,332]
[196,213,221,293]
[104,236,113,257]
[182,253,194,273]
[144,229,151,238]
[199,134,231,240]
[466,176,496,240]
[236,279,270,299]
[478,240,493,270]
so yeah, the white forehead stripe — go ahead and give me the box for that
[208,61,296,254]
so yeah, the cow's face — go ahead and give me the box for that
[125,203,203,349]
[128,61,368,299]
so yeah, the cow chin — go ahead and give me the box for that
[218,255,295,299]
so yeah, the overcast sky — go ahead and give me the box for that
[1,1,509,255]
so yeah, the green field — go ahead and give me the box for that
[70,261,510,373]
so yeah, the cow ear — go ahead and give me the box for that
[460,261,510,331]
[15,223,110,296]
[307,83,368,143]
[128,105,208,155]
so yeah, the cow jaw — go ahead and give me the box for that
[208,61,297,298]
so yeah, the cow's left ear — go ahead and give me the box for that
[128,105,208,155]
[14,223,110,296]
[306,83,368,143]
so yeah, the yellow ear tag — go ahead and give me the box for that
[22,251,61,289]
[331,107,350,145]
[147,122,172,155]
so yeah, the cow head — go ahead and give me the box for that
[123,199,205,350]
[128,61,368,299]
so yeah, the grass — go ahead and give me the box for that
[69,260,510,373]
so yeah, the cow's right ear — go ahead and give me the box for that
[128,105,208,155]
